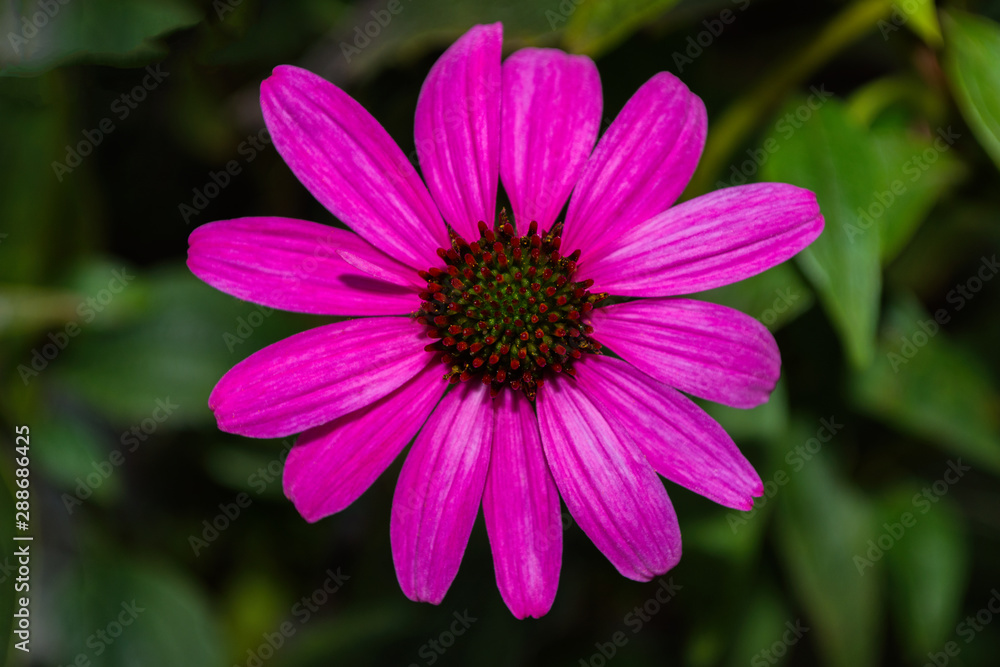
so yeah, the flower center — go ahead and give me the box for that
[417,211,606,400]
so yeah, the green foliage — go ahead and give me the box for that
[704,380,789,444]
[867,127,964,263]
[562,0,682,56]
[51,556,224,666]
[2,0,999,665]
[696,263,814,333]
[943,9,1000,173]
[725,588,793,667]
[0,77,78,284]
[900,0,943,47]
[762,98,883,368]
[851,295,1000,475]
[775,447,881,667]
[323,0,561,80]
[0,0,201,75]
[880,487,968,661]
[49,266,315,427]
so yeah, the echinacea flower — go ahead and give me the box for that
[187,23,823,618]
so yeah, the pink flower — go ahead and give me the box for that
[188,23,823,618]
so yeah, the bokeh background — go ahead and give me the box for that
[2,0,1000,665]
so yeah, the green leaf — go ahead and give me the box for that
[562,0,681,56]
[845,75,948,129]
[0,77,76,283]
[327,0,561,81]
[726,588,795,667]
[703,380,789,444]
[775,442,881,667]
[51,266,317,428]
[0,286,82,336]
[50,557,224,667]
[850,294,1000,475]
[683,504,768,563]
[278,607,410,666]
[867,127,965,263]
[761,98,882,368]
[942,10,1000,173]
[688,0,897,196]
[897,0,942,47]
[843,78,963,263]
[696,262,814,333]
[203,441,291,498]
[880,487,968,661]
[0,0,200,75]
[221,572,289,656]
[31,412,122,506]
[207,0,349,67]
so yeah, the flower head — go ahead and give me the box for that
[188,23,823,618]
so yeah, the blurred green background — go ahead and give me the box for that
[2,0,1000,665]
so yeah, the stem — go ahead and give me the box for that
[687,0,895,196]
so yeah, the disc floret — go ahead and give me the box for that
[417,211,605,399]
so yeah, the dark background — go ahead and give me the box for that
[2,0,1000,665]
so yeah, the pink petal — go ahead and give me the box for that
[536,377,681,580]
[209,317,433,438]
[335,246,421,289]
[391,382,494,604]
[283,363,448,522]
[500,48,602,234]
[561,72,706,262]
[187,217,421,316]
[261,65,449,270]
[590,298,780,409]
[414,23,502,241]
[574,356,763,510]
[482,390,561,619]
[583,183,824,296]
